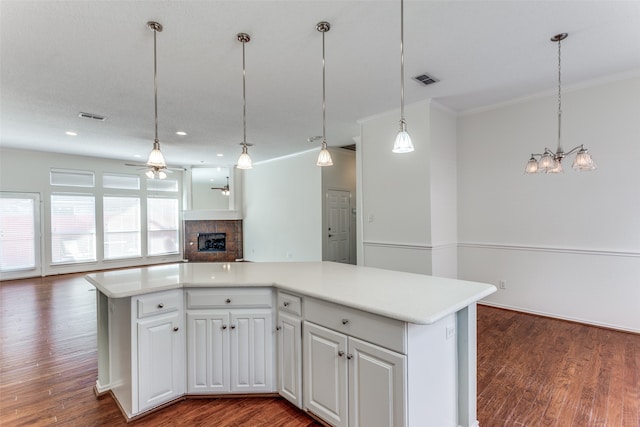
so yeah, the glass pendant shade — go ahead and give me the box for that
[237,145,252,169]
[146,141,166,168]
[547,159,563,174]
[393,120,414,153]
[573,147,597,171]
[524,157,539,174]
[145,170,154,179]
[538,152,555,171]
[317,141,333,167]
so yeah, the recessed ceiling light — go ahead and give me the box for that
[216,153,224,157]
[65,131,77,136]
[133,154,142,158]
[176,131,187,136]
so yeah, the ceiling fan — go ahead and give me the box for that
[211,176,230,196]
[124,163,186,179]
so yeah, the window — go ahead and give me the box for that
[104,196,140,260]
[147,178,178,192]
[0,196,36,271]
[103,173,140,190]
[50,169,95,187]
[147,198,179,255]
[51,194,96,263]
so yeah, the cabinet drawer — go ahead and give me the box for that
[305,297,406,354]
[136,290,182,319]
[277,291,302,316]
[186,288,272,309]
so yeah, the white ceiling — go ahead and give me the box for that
[1,1,639,167]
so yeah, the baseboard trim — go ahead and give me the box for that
[479,301,640,334]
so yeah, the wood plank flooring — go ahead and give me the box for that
[1,273,639,426]
[477,305,640,426]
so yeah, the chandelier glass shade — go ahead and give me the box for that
[525,33,596,174]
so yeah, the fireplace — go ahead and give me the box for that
[198,233,226,252]
[184,220,242,262]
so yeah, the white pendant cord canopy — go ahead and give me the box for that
[392,0,414,154]
[524,33,596,174]
[236,33,253,170]
[316,21,333,167]
[146,21,167,173]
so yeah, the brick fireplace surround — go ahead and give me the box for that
[184,220,243,262]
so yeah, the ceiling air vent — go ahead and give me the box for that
[413,73,439,86]
[78,112,106,121]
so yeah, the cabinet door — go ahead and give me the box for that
[303,321,348,427]
[348,337,406,427]
[186,311,230,393]
[230,309,273,393]
[137,310,185,412]
[277,311,302,408]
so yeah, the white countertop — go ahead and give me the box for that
[85,262,496,325]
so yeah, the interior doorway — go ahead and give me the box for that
[325,189,350,264]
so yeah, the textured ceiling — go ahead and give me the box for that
[1,0,639,167]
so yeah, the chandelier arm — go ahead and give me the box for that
[563,145,585,157]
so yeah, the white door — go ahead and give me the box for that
[0,192,41,280]
[304,321,348,427]
[278,311,302,408]
[326,190,350,264]
[137,310,185,412]
[230,309,273,393]
[348,337,407,427]
[187,310,230,393]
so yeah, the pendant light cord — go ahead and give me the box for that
[153,26,159,143]
[400,0,405,121]
[322,29,326,144]
[242,38,247,146]
[556,36,562,153]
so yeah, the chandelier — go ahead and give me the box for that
[525,33,596,174]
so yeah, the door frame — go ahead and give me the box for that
[0,191,43,280]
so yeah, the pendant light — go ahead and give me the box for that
[146,21,168,176]
[236,33,253,170]
[392,0,414,154]
[524,33,596,174]
[316,21,333,167]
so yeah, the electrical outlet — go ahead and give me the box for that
[499,280,507,290]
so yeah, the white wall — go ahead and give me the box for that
[457,74,640,332]
[429,105,458,278]
[321,148,357,264]
[358,100,458,277]
[0,148,185,277]
[242,150,322,262]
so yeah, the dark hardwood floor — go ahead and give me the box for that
[1,273,638,426]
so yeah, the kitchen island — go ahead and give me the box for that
[86,261,495,427]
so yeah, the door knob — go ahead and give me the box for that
[173,327,179,332]
[338,351,345,357]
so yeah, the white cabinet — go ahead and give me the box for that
[348,336,406,427]
[276,303,303,408]
[137,309,185,412]
[304,321,348,427]
[303,297,407,427]
[185,289,273,394]
[103,289,185,418]
[186,311,230,393]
